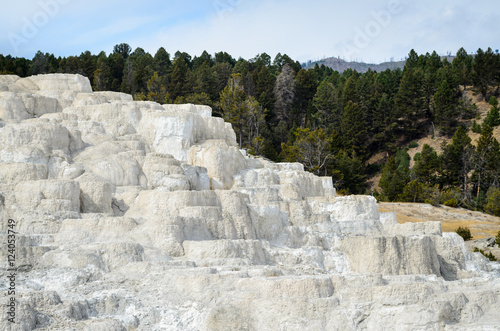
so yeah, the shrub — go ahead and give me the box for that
[484,187,500,217]
[456,226,472,241]
[496,231,500,247]
[440,188,462,207]
[408,141,419,148]
[444,198,458,207]
[471,120,482,133]
[473,247,498,261]
[422,184,440,207]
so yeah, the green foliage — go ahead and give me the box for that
[413,144,438,184]
[433,79,459,135]
[219,72,266,152]
[496,231,500,246]
[483,97,500,128]
[394,66,427,140]
[440,126,474,189]
[456,226,472,241]
[473,247,497,261]
[472,48,499,99]
[341,101,367,156]
[408,141,419,148]
[400,180,425,202]
[183,92,212,106]
[452,47,472,88]
[169,56,190,100]
[380,151,410,201]
[471,120,482,133]
[474,125,500,201]
[443,198,458,207]
[439,188,462,207]
[331,151,367,194]
[312,80,339,128]
[484,187,500,217]
[280,127,334,176]
[146,72,167,103]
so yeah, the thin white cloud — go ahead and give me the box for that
[68,16,160,46]
[1,0,499,62]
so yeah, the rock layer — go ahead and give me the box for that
[0,74,499,330]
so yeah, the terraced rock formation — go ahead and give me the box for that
[1,74,499,330]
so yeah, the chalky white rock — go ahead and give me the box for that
[0,74,499,330]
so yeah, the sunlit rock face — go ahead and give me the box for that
[1,74,499,331]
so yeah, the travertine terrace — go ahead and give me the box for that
[1,74,499,330]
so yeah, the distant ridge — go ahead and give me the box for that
[303,57,406,73]
[303,56,456,73]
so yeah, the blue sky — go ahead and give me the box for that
[1,0,498,63]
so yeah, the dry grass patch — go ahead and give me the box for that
[378,202,500,239]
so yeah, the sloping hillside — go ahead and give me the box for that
[368,87,500,192]
[406,89,500,167]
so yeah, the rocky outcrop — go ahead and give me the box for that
[1,74,499,330]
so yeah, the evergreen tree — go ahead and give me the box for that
[212,62,233,103]
[79,51,96,82]
[153,47,171,76]
[341,101,367,157]
[471,120,482,133]
[372,93,397,152]
[440,126,474,195]
[93,52,111,91]
[485,187,500,217]
[452,47,472,89]
[29,51,51,75]
[312,80,340,128]
[433,79,459,135]
[483,96,500,128]
[121,48,154,94]
[472,47,499,99]
[193,61,215,99]
[400,180,426,203]
[394,67,427,139]
[192,50,213,70]
[422,51,443,115]
[413,144,439,184]
[379,153,410,201]
[214,51,236,66]
[252,53,272,67]
[169,55,190,100]
[341,75,358,107]
[63,56,80,74]
[113,43,131,60]
[255,65,275,111]
[474,124,500,199]
[294,68,318,126]
[333,150,367,194]
[146,72,167,103]
[405,49,419,70]
[273,53,300,72]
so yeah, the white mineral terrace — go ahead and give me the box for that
[0,74,499,330]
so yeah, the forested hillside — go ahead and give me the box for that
[1,45,500,215]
